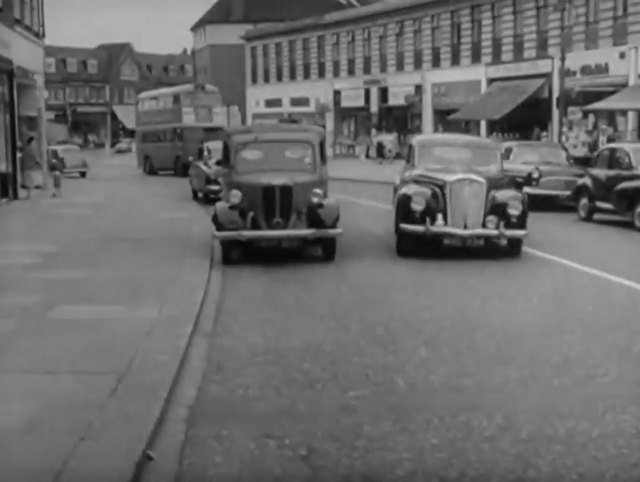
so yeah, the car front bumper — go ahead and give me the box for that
[523,186,572,198]
[398,223,527,239]
[212,228,343,241]
[203,185,222,196]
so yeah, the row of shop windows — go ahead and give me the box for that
[249,0,630,85]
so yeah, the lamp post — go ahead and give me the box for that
[556,0,568,144]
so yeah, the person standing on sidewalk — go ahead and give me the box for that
[48,152,63,198]
[20,136,41,200]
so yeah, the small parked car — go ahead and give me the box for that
[572,142,640,230]
[113,138,133,153]
[210,124,342,264]
[188,140,224,203]
[501,140,588,208]
[393,133,528,257]
[47,144,89,178]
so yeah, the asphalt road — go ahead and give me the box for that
[179,180,640,481]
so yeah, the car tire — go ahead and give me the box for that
[79,172,87,178]
[320,238,337,261]
[632,199,640,231]
[395,232,415,257]
[576,192,595,222]
[220,241,243,265]
[506,239,524,257]
[191,187,199,201]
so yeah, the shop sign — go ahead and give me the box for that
[340,88,365,107]
[363,78,386,87]
[264,98,283,108]
[486,58,553,79]
[388,85,415,106]
[289,96,311,108]
[431,80,481,110]
[564,46,628,80]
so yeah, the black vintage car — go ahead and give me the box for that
[210,124,342,264]
[572,142,640,230]
[501,141,588,207]
[393,133,528,257]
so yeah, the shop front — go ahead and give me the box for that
[430,79,482,134]
[377,83,421,153]
[333,86,371,157]
[450,58,553,140]
[0,55,16,201]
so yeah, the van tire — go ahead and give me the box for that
[143,157,156,175]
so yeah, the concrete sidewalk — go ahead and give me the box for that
[329,157,402,184]
[0,156,212,481]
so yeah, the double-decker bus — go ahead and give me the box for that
[135,83,240,176]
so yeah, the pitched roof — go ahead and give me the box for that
[191,0,375,31]
[135,50,193,86]
[44,45,109,82]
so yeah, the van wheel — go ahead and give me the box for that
[143,157,156,175]
[632,199,640,231]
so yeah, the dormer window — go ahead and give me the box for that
[44,57,56,73]
[146,64,153,74]
[66,58,78,72]
[163,65,169,75]
[87,59,98,74]
[168,64,177,76]
[184,64,193,77]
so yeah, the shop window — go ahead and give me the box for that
[302,38,311,79]
[262,44,270,83]
[346,32,355,76]
[264,98,283,108]
[275,42,283,82]
[249,46,258,84]
[491,2,502,63]
[378,28,387,73]
[362,28,372,74]
[394,22,404,71]
[44,57,56,73]
[87,59,98,74]
[317,35,326,79]
[585,0,599,50]
[471,6,482,64]
[613,0,628,46]
[431,14,441,68]
[65,86,76,102]
[450,10,461,66]
[412,19,422,70]
[331,33,340,77]
[66,58,78,73]
[535,0,549,57]
[513,0,524,60]
[288,39,297,81]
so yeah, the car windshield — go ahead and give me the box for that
[203,140,223,159]
[415,142,500,170]
[235,141,315,173]
[511,145,569,165]
[56,147,82,162]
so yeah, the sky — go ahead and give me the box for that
[44,0,214,53]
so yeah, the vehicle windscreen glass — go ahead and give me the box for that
[56,148,83,163]
[512,145,569,165]
[235,141,315,173]
[203,140,223,159]
[415,143,500,169]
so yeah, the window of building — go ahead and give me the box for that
[513,0,525,60]
[262,44,270,83]
[55,87,64,101]
[450,10,461,66]
[13,0,21,20]
[535,0,549,56]
[317,35,326,79]
[586,0,599,49]
[66,58,78,72]
[288,39,297,81]
[491,2,502,62]
[23,0,31,28]
[96,86,107,102]
[275,42,283,81]
[413,19,422,70]
[168,64,178,76]
[346,32,355,76]
[363,28,372,74]
[250,46,258,84]
[87,59,98,74]
[30,0,37,29]
[471,6,482,64]
[379,27,387,73]
[44,57,56,73]
[613,0,628,46]
[38,0,44,36]
[302,38,311,79]
[331,33,340,77]
[123,86,137,103]
[431,14,441,68]
[184,64,193,77]
[65,86,76,102]
[394,22,404,71]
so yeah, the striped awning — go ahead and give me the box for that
[582,84,640,111]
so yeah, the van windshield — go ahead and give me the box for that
[235,141,315,173]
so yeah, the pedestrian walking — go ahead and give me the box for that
[20,135,41,200]
[49,152,63,198]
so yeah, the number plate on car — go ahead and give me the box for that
[443,237,484,247]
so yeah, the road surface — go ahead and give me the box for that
[177,180,640,481]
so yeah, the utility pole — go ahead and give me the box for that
[555,0,570,144]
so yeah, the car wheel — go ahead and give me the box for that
[320,238,337,261]
[220,241,243,265]
[506,239,524,257]
[576,193,595,221]
[395,232,415,257]
[632,199,640,231]
[79,171,87,178]
[191,187,199,201]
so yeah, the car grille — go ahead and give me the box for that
[262,185,294,229]
[446,177,487,229]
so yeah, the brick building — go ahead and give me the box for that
[45,43,193,146]
[190,0,376,122]
[0,0,46,201]
[244,0,640,156]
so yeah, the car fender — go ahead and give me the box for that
[212,201,244,230]
[612,179,640,209]
[572,176,593,199]
[308,197,340,228]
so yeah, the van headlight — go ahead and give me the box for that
[228,189,242,205]
[506,199,523,216]
[310,188,324,205]
[410,193,427,212]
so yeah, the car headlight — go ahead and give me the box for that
[228,189,242,205]
[506,199,523,216]
[410,193,427,212]
[530,168,541,180]
[188,156,194,162]
[310,188,324,205]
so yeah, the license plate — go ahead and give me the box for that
[443,237,484,247]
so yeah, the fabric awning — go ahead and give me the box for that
[113,105,136,129]
[582,84,640,111]
[448,78,547,121]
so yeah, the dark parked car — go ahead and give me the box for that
[501,141,588,207]
[572,142,640,230]
[210,124,342,264]
[188,140,224,202]
[393,133,528,257]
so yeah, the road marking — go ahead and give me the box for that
[47,207,93,215]
[48,305,131,320]
[338,193,640,293]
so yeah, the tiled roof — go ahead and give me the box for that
[135,50,193,85]
[45,45,109,82]
[191,0,375,31]
[243,0,435,40]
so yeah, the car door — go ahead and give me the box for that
[606,148,640,192]
[588,147,613,201]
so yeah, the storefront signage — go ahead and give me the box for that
[264,98,283,108]
[486,58,553,79]
[431,80,481,110]
[340,88,365,107]
[363,78,386,87]
[289,96,311,107]
[387,85,415,106]
[564,46,628,80]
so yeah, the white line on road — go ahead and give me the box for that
[337,193,640,293]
